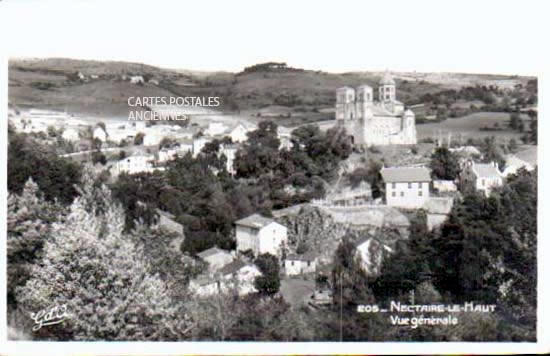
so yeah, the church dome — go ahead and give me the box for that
[379,72,395,85]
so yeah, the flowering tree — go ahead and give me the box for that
[16,186,193,340]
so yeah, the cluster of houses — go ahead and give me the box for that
[9,108,299,178]
[184,142,537,298]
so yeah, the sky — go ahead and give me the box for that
[0,0,547,75]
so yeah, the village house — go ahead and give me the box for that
[217,260,262,296]
[205,122,227,137]
[110,154,155,175]
[460,160,503,197]
[197,246,234,272]
[235,214,288,257]
[226,122,250,143]
[433,180,458,193]
[220,144,238,175]
[192,136,212,157]
[277,126,294,150]
[188,275,219,297]
[189,260,262,297]
[284,252,317,276]
[61,127,80,142]
[157,144,188,163]
[130,75,144,84]
[156,209,184,236]
[381,166,431,209]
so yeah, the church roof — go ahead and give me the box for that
[379,72,395,85]
[381,166,432,183]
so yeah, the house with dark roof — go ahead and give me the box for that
[460,160,503,197]
[218,260,261,296]
[381,166,431,209]
[284,252,317,276]
[189,259,262,297]
[196,246,234,272]
[235,214,288,257]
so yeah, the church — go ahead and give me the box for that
[335,72,417,147]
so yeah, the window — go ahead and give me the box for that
[400,192,404,197]
[392,192,396,197]
[307,261,311,267]
[408,182,412,189]
[419,190,423,197]
[417,182,421,188]
[392,182,396,189]
[291,261,294,266]
[481,179,485,186]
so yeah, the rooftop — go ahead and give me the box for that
[381,166,431,183]
[472,162,502,178]
[218,259,247,276]
[196,246,230,260]
[235,213,276,229]
[286,252,317,262]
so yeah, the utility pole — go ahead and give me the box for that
[339,270,343,342]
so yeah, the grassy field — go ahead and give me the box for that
[416,112,530,143]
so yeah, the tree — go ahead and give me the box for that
[7,179,62,311]
[15,192,193,340]
[332,236,374,311]
[254,253,280,295]
[480,136,505,170]
[508,138,518,153]
[508,112,521,130]
[429,147,461,180]
[8,130,81,205]
[134,132,145,145]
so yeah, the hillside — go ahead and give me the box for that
[8,58,536,121]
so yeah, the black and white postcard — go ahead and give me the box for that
[1,0,548,355]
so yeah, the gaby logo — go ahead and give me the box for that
[30,304,69,331]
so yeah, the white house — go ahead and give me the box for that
[197,247,234,272]
[284,252,317,276]
[381,166,431,209]
[220,144,238,174]
[218,260,262,296]
[93,127,107,142]
[188,275,219,297]
[111,154,155,175]
[277,126,293,150]
[235,214,288,257]
[460,160,503,196]
[205,122,227,137]
[226,123,250,143]
[61,127,80,142]
[130,75,144,84]
[433,180,457,193]
[192,137,212,157]
[189,260,261,297]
